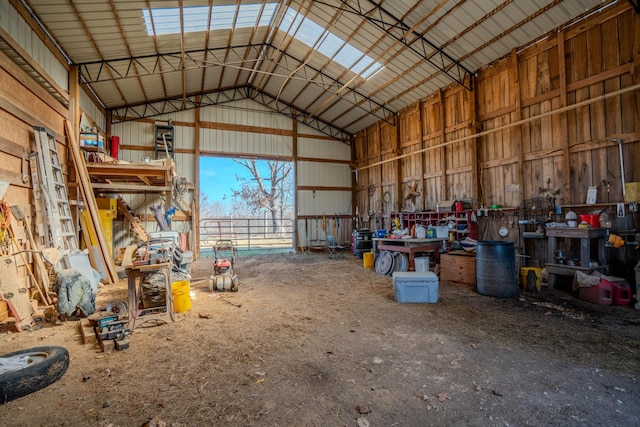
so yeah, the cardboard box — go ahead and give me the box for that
[440,252,476,286]
[392,271,439,303]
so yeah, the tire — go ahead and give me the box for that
[0,346,69,404]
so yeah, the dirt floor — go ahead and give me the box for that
[0,251,639,426]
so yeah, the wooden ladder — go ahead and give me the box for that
[32,126,77,251]
[117,196,148,242]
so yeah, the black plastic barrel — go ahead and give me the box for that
[476,241,518,297]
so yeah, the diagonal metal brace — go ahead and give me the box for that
[341,0,474,91]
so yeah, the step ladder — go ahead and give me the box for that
[116,196,148,242]
[32,126,77,251]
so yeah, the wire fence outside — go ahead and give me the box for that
[199,217,295,254]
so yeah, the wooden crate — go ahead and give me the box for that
[440,252,476,286]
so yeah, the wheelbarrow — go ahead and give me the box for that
[209,240,238,292]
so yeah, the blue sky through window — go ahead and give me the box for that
[279,7,384,79]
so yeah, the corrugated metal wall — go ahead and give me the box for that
[0,0,68,91]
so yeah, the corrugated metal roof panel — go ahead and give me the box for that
[15,0,612,135]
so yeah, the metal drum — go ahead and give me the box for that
[476,241,517,297]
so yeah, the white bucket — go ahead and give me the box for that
[414,256,430,272]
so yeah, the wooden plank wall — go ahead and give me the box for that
[355,1,640,215]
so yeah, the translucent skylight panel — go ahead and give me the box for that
[210,5,237,30]
[143,3,278,35]
[317,32,343,58]
[279,7,384,79]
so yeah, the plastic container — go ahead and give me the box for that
[578,214,600,228]
[376,229,387,238]
[608,280,631,305]
[476,241,517,297]
[172,280,192,313]
[415,225,426,239]
[414,257,430,272]
[520,267,542,291]
[110,135,119,159]
[578,280,612,305]
[392,271,438,303]
[363,252,375,269]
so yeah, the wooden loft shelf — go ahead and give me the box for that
[85,161,173,194]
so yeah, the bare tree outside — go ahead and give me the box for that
[199,193,229,217]
[232,159,293,233]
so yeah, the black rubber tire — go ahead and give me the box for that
[0,346,69,404]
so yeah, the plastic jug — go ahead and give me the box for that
[415,225,426,239]
[426,225,435,238]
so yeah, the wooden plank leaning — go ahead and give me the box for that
[64,119,118,285]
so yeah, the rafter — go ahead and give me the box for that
[78,43,396,126]
[339,0,474,91]
[109,87,351,142]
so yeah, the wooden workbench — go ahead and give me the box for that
[372,237,443,270]
[545,227,607,288]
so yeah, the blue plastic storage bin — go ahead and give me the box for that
[392,271,439,303]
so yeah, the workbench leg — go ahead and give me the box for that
[548,272,556,289]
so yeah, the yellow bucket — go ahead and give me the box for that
[172,280,191,313]
[363,252,375,269]
[520,267,542,291]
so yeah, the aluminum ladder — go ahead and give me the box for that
[32,126,77,251]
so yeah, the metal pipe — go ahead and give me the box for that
[618,139,626,198]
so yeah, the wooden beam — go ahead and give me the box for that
[292,110,300,250]
[438,89,447,199]
[0,49,67,119]
[0,26,69,104]
[356,82,640,173]
[194,97,201,259]
[469,76,479,208]
[395,117,402,212]
[557,31,571,205]
[64,120,118,285]
[418,100,425,210]
[512,48,524,206]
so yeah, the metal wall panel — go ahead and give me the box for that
[1,0,68,91]
[297,161,350,188]
[296,190,351,217]
[80,89,105,131]
[201,128,292,158]
[298,136,350,161]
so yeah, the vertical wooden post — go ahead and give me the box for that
[468,76,479,208]
[558,31,571,205]
[418,100,426,210]
[68,65,81,145]
[68,65,81,232]
[105,111,112,147]
[292,110,300,250]
[351,133,357,232]
[395,116,402,212]
[438,89,447,200]
[633,12,640,133]
[194,96,201,259]
[512,48,525,206]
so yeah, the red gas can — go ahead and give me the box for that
[578,280,612,305]
[609,280,631,305]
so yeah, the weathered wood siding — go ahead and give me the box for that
[355,1,639,216]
